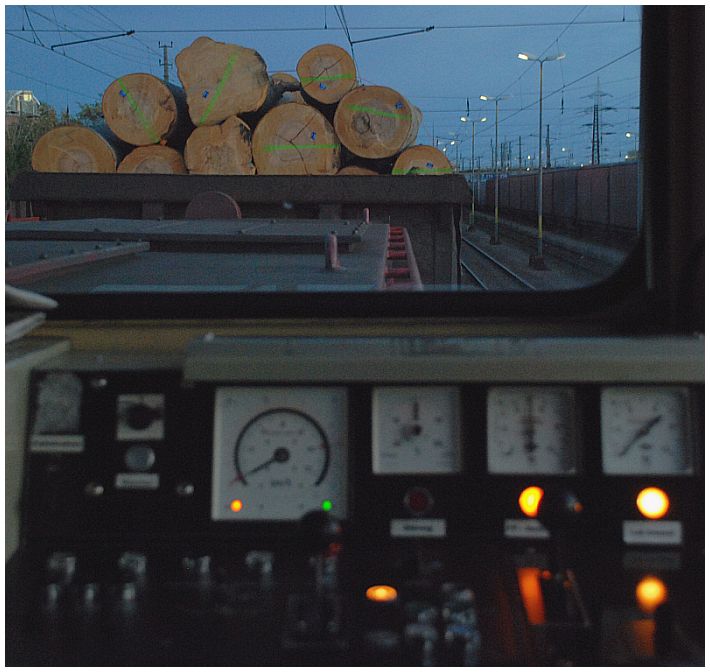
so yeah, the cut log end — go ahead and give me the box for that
[184,115,256,175]
[297,44,357,105]
[117,145,187,174]
[176,36,271,127]
[31,125,122,173]
[392,145,453,175]
[102,73,184,146]
[252,103,340,175]
[334,85,422,160]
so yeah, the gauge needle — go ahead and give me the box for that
[617,415,662,456]
[243,447,290,477]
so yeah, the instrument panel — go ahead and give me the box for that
[8,337,705,667]
[208,383,697,506]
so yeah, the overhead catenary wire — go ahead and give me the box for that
[7,31,119,81]
[6,66,93,99]
[5,18,641,35]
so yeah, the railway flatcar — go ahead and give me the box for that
[4,6,703,667]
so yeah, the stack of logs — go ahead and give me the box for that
[31,38,453,177]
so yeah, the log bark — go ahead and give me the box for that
[117,145,187,174]
[271,72,306,105]
[297,44,357,106]
[334,86,422,159]
[102,73,193,147]
[252,103,340,175]
[31,123,130,173]
[176,36,272,127]
[336,165,380,175]
[184,115,256,175]
[392,145,453,175]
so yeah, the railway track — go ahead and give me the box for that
[461,236,536,290]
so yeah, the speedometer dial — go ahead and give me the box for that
[234,408,330,487]
[212,387,348,521]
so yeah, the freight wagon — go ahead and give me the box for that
[480,162,638,245]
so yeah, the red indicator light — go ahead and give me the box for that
[404,487,433,514]
[230,499,244,513]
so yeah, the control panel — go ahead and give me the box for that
[6,337,705,666]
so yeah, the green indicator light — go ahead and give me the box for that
[322,499,333,512]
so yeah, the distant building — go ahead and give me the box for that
[6,90,41,128]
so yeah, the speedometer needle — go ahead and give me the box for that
[244,447,290,477]
[617,415,662,456]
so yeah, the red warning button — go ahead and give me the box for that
[404,487,434,515]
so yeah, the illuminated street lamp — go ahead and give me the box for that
[461,114,487,229]
[480,94,509,244]
[517,51,566,269]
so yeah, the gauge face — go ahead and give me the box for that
[372,386,461,474]
[487,386,578,475]
[600,386,693,475]
[212,387,348,521]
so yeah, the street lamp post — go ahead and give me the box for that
[461,115,487,230]
[626,131,642,234]
[518,51,565,269]
[480,95,509,245]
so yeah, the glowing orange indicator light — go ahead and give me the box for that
[636,487,669,520]
[366,585,398,603]
[518,486,544,518]
[230,499,244,513]
[517,567,546,625]
[636,575,668,614]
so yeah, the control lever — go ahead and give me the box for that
[299,509,343,594]
[526,487,591,663]
[282,510,345,648]
[535,487,584,574]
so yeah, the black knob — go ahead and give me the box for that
[536,487,584,532]
[299,510,343,556]
[125,403,160,430]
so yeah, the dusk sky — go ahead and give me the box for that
[5,4,642,167]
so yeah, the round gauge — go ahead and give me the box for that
[372,386,461,474]
[600,386,693,475]
[234,408,330,487]
[212,387,348,521]
[487,386,578,475]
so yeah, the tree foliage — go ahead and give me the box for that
[5,104,59,202]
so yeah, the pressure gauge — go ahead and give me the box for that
[487,386,578,475]
[600,386,693,475]
[212,387,348,521]
[372,386,461,474]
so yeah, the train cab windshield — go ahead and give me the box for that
[5,5,646,319]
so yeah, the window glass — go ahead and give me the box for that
[5,5,641,297]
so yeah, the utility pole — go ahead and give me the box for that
[518,136,522,171]
[159,41,173,82]
[545,124,551,168]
